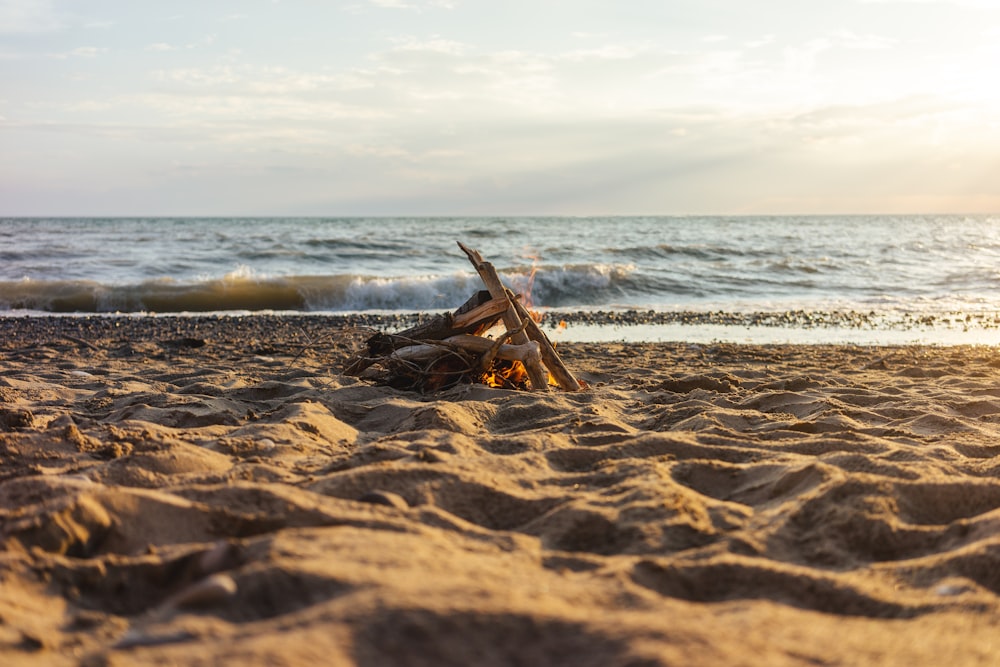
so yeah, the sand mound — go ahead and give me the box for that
[2,323,1000,665]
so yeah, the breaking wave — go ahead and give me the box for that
[0,264,643,314]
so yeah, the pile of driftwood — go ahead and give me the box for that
[344,242,582,392]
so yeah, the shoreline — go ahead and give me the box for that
[3,310,1000,347]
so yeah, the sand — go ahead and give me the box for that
[2,316,1000,666]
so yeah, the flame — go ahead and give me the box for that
[518,250,544,323]
[481,358,565,390]
[481,359,530,389]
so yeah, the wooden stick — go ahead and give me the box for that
[390,291,496,343]
[391,336,541,367]
[342,291,505,376]
[507,290,582,391]
[451,296,509,331]
[477,317,526,372]
[457,242,550,390]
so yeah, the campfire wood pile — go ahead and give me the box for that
[343,242,583,393]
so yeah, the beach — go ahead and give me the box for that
[2,315,1000,666]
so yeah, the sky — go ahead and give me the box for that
[2,0,1000,216]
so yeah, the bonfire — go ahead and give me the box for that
[343,242,582,393]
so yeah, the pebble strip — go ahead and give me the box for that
[2,309,998,349]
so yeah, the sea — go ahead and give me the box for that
[3,215,1000,345]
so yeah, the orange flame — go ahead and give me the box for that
[519,250,544,323]
[481,359,565,390]
[481,359,530,389]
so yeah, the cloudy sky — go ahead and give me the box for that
[2,0,999,216]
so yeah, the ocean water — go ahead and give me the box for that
[3,215,1000,343]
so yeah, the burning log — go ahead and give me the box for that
[342,242,583,392]
[508,290,581,393]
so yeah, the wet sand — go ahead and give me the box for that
[2,316,1000,666]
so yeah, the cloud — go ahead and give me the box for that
[557,45,640,62]
[745,34,775,48]
[144,33,217,53]
[152,64,375,96]
[389,36,468,55]
[42,46,110,60]
[0,0,64,33]
[830,30,896,50]
[367,0,458,9]
[68,46,107,58]
[857,0,997,5]
[124,27,932,138]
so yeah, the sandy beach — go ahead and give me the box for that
[2,315,1000,666]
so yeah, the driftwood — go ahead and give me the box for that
[391,290,505,342]
[392,336,542,368]
[342,290,507,376]
[508,289,581,392]
[343,242,582,392]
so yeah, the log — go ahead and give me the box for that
[457,242,550,391]
[391,335,541,367]
[452,296,509,332]
[385,290,499,344]
[508,290,582,391]
[342,290,504,376]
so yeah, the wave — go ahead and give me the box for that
[608,244,775,262]
[0,264,644,313]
